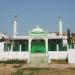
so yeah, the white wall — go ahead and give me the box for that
[48,51,67,60]
[63,39,67,46]
[68,49,75,64]
[0,42,29,61]
[0,52,29,61]
[0,42,68,63]
[0,42,4,52]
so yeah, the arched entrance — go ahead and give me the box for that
[31,39,45,53]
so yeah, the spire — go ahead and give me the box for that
[13,16,17,37]
[36,25,40,28]
[58,17,63,36]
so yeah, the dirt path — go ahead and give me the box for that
[22,63,75,69]
[0,63,75,75]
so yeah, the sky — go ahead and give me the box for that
[0,0,75,36]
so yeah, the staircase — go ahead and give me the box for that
[30,53,48,64]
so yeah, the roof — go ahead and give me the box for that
[0,33,9,39]
[12,36,28,40]
[12,35,64,40]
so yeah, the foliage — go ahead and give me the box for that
[51,59,68,64]
[0,59,27,64]
[12,70,23,75]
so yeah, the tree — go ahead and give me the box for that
[67,28,71,45]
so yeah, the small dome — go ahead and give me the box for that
[32,25,44,32]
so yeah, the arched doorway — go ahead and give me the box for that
[31,39,45,53]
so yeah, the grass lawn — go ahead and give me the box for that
[51,59,68,64]
[0,59,75,75]
[12,68,75,75]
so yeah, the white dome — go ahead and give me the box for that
[32,25,44,32]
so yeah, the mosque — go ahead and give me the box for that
[0,16,75,64]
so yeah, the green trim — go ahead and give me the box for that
[31,32,47,34]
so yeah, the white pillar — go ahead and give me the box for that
[28,38,31,63]
[56,44,59,52]
[11,44,13,52]
[29,39,31,53]
[19,44,22,60]
[13,16,17,37]
[45,38,48,55]
[58,17,63,36]
[11,44,13,60]
[67,44,69,50]
[70,45,72,49]
[19,44,21,52]
[74,44,75,49]
[48,55,51,63]
[55,44,59,59]
[27,56,30,63]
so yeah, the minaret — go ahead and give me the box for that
[13,16,17,37]
[58,17,63,36]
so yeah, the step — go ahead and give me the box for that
[30,53,48,63]
[31,53,48,58]
[30,57,48,64]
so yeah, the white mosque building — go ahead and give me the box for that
[0,16,75,64]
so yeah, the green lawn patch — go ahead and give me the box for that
[51,59,68,64]
[0,59,27,64]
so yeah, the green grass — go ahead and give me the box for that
[51,59,68,64]
[12,69,24,75]
[10,68,75,75]
[23,68,75,75]
[0,59,27,64]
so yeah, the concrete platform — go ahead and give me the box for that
[22,63,75,69]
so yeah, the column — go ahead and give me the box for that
[48,56,51,63]
[11,44,13,52]
[29,38,31,53]
[19,44,22,60]
[28,38,31,63]
[13,16,17,37]
[74,44,75,49]
[58,17,63,36]
[67,44,69,50]
[56,44,59,52]
[27,56,30,63]
[55,44,59,59]
[45,38,48,55]
[19,44,21,52]
[11,44,13,60]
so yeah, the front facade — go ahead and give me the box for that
[0,16,69,63]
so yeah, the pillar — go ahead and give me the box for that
[56,44,59,52]
[58,17,63,36]
[27,56,30,63]
[67,44,69,50]
[55,44,59,59]
[45,38,48,55]
[11,44,13,52]
[29,38,31,53]
[19,44,21,52]
[11,44,13,60]
[48,56,51,63]
[28,38,31,63]
[19,44,22,60]
[13,16,17,37]
[74,44,75,49]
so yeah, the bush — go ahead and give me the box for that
[0,59,27,64]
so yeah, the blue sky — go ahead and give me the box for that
[0,0,75,36]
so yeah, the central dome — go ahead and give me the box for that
[32,25,44,33]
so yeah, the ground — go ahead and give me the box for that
[0,63,75,75]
